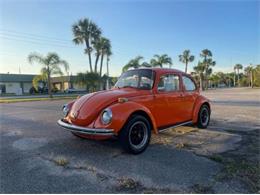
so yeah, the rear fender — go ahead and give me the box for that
[192,95,211,124]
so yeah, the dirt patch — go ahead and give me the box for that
[210,129,260,193]
[113,177,179,193]
[151,126,198,145]
[53,156,69,166]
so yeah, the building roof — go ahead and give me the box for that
[0,74,36,82]
[51,75,78,83]
[0,73,78,83]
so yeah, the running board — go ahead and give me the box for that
[158,121,193,133]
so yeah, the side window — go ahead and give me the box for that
[158,74,180,92]
[183,76,196,91]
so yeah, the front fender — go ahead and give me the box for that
[192,95,211,124]
[93,101,158,134]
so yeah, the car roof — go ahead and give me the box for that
[138,67,186,75]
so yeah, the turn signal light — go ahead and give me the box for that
[118,97,128,103]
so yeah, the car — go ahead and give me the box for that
[64,88,86,93]
[57,68,211,154]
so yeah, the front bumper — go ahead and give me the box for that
[57,119,115,136]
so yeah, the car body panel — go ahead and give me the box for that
[59,68,210,139]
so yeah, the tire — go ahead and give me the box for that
[197,104,210,129]
[119,115,151,154]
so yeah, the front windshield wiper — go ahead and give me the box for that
[121,86,137,89]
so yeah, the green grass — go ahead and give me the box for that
[0,96,77,103]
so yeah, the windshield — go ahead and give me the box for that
[115,69,155,90]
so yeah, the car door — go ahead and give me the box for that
[181,75,199,121]
[153,73,184,128]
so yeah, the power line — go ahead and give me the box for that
[0,29,72,43]
[0,34,78,48]
[0,29,158,57]
[0,29,139,55]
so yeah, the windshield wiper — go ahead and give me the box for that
[121,86,136,89]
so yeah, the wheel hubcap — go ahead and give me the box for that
[129,121,148,149]
[201,108,209,126]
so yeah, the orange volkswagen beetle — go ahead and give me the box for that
[58,68,211,154]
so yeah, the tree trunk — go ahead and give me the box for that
[185,61,188,73]
[200,75,203,91]
[238,69,240,87]
[47,67,52,98]
[99,53,104,90]
[94,53,100,73]
[251,71,253,88]
[234,71,236,87]
[85,41,93,72]
[205,73,208,90]
[106,56,109,90]
[99,53,104,77]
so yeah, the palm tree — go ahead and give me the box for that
[75,72,100,92]
[93,37,103,73]
[193,61,206,91]
[233,66,237,87]
[244,65,254,88]
[122,56,150,72]
[106,48,112,89]
[99,37,111,77]
[72,18,101,72]
[150,54,172,68]
[234,64,243,87]
[200,49,215,89]
[179,50,195,73]
[209,74,220,88]
[28,52,69,98]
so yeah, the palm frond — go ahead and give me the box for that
[28,52,45,65]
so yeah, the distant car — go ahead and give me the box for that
[58,68,211,154]
[65,88,86,93]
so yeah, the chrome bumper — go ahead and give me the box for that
[57,119,115,136]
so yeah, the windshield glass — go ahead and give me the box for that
[115,69,155,90]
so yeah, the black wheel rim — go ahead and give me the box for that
[201,107,209,126]
[129,121,148,149]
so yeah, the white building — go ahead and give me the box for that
[0,74,36,95]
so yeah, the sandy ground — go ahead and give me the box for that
[0,87,259,193]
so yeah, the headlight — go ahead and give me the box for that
[62,104,70,116]
[101,108,112,124]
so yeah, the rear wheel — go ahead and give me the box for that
[197,104,210,128]
[119,115,151,154]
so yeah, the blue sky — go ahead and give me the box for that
[0,0,259,76]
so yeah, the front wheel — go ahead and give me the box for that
[197,104,210,128]
[119,115,151,154]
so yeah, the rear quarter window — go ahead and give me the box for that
[182,76,196,91]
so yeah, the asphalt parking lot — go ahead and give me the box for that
[0,88,259,193]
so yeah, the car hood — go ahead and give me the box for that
[68,88,149,126]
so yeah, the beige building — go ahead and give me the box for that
[51,75,86,92]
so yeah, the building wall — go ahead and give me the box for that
[63,82,70,90]
[0,82,22,94]
[23,82,33,93]
[72,82,86,90]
